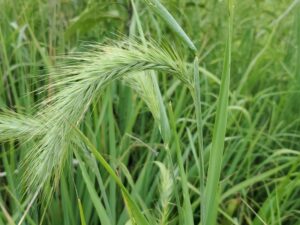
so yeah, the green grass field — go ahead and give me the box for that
[1,0,300,224]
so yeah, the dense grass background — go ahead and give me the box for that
[0,0,300,224]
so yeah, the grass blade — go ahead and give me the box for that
[130,0,171,144]
[77,198,87,225]
[221,161,293,200]
[203,1,234,225]
[73,127,150,225]
[192,56,205,221]
[73,149,112,225]
[168,103,194,225]
[145,0,197,52]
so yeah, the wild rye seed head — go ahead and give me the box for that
[19,40,190,194]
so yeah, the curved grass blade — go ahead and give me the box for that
[130,0,171,144]
[73,149,111,225]
[73,126,150,225]
[221,161,294,201]
[145,0,197,52]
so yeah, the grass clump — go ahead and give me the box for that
[0,0,300,225]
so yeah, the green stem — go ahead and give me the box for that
[203,1,234,225]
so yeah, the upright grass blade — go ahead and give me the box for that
[192,56,205,222]
[237,26,276,94]
[73,127,150,225]
[77,198,87,225]
[168,103,194,225]
[73,149,111,225]
[108,88,117,225]
[145,0,197,52]
[203,1,234,225]
[297,2,300,80]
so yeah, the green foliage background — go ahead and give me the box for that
[0,0,300,224]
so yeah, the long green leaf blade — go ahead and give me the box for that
[192,56,205,222]
[168,103,194,225]
[74,149,111,225]
[74,127,150,225]
[203,1,234,225]
[145,0,197,52]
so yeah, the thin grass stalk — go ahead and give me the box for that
[77,198,87,225]
[192,56,205,223]
[168,103,194,225]
[296,2,300,81]
[74,127,150,225]
[203,1,234,225]
[73,149,111,225]
[108,90,117,225]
